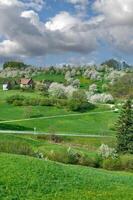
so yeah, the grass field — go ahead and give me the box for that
[0,133,116,156]
[33,73,65,83]
[0,153,132,200]
[0,102,118,135]
[0,89,118,135]
[12,111,117,135]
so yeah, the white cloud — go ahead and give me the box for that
[94,0,133,25]
[0,40,22,56]
[93,0,133,54]
[0,0,133,61]
[0,1,98,60]
[0,0,22,6]
[66,0,89,14]
[45,12,80,31]
[67,0,88,5]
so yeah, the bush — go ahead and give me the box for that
[120,155,133,171]
[27,98,40,106]
[46,150,68,163]
[0,141,34,156]
[67,148,82,164]
[49,134,63,143]
[68,90,94,112]
[6,95,25,104]
[102,158,121,170]
[56,99,68,108]
[13,100,23,106]
[79,155,96,167]
[110,74,133,98]
[39,98,55,106]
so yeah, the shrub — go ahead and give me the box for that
[110,74,133,98]
[46,150,68,163]
[49,134,63,143]
[68,90,94,112]
[56,99,68,108]
[0,141,34,156]
[13,100,23,106]
[102,158,121,170]
[67,148,82,164]
[37,135,47,140]
[6,95,25,104]
[28,98,40,106]
[120,155,133,171]
[79,155,96,167]
[39,98,52,106]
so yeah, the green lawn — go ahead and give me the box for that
[0,153,132,200]
[0,103,118,135]
[6,110,117,135]
[0,89,41,102]
[33,73,65,83]
[0,89,118,135]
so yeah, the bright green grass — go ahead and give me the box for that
[0,103,72,120]
[0,93,118,135]
[0,89,41,102]
[0,153,132,200]
[0,89,118,135]
[12,111,118,135]
[0,133,116,155]
[33,73,65,83]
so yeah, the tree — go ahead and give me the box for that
[3,61,28,69]
[101,59,121,69]
[110,74,133,98]
[116,99,133,154]
[68,90,94,112]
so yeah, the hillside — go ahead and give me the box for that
[0,153,133,200]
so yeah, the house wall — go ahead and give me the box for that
[3,84,8,91]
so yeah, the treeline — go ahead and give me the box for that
[3,61,29,69]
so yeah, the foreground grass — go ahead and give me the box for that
[0,153,132,200]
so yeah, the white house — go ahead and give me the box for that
[3,83,9,91]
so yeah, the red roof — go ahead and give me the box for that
[20,78,32,85]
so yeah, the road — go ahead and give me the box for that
[0,130,114,138]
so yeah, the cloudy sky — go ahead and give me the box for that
[0,0,133,66]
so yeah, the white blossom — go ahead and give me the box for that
[65,85,77,98]
[48,82,66,98]
[89,84,98,93]
[87,92,114,104]
[98,144,117,159]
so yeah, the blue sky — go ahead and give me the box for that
[0,0,133,66]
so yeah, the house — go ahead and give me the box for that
[20,78,33,88]
[3,82,10,91]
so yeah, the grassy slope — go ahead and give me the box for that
[0,133,116,157]
[0,89,118,135]
[0,153,133,200]
[13,111,117,135]
[33,73,65,83]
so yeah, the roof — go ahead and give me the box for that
[20,78,32,85]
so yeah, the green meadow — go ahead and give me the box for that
[0,153,133,200]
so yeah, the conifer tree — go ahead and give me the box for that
[116,99,133,153]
